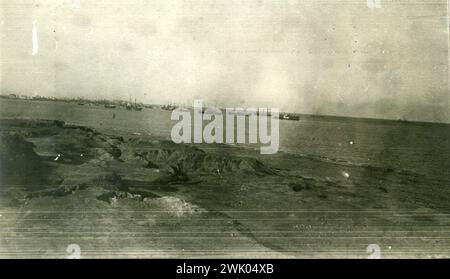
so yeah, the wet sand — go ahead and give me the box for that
[1,118,450,258]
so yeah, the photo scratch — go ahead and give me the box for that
[31,21,38,56]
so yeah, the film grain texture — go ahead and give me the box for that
[0,0,449,258]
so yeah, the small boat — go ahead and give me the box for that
[104,104,116,109]
[125,97,142,111]
[279,112,300,121]
[161,104,177,111]
[132,98,143,111]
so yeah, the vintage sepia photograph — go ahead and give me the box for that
[0,0,449,261]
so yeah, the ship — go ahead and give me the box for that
[126,97,143,111]
[278,112,300,121]
[161,104,177,111]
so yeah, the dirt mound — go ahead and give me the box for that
[121,143,276,176]
[26,125,122,165]
[0,119,66,138]
[46,132,121,165]
[143,196,205,217]
[0,132,60,187]
[89,173,163,204]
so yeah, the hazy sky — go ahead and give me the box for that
[1,0,449,122]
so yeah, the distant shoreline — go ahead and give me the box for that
[1,94,448,126]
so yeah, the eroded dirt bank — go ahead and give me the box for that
[1,118,450,258]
